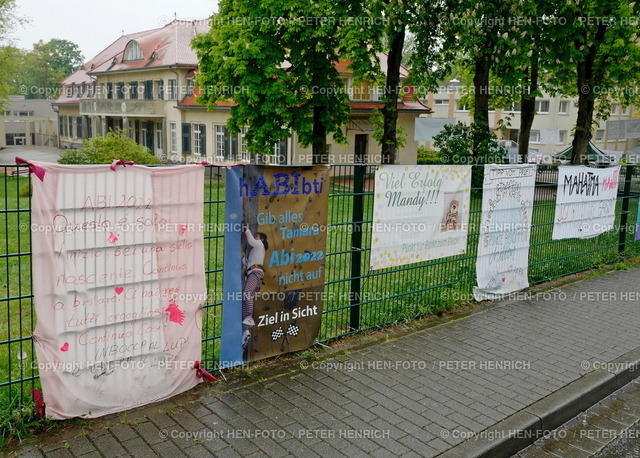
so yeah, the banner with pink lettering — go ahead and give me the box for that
[28,162,206,419]
[552,166,620,239]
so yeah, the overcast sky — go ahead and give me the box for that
[11,0,219,60]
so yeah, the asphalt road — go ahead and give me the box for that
[594,420,640,458]
[0,146,63,164]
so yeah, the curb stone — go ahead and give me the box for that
[438,347,640,457]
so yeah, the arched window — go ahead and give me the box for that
[123,41,144,61]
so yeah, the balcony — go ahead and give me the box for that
[80,99,166,117]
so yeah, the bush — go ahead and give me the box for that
[58,130,163,165]
[433,121,507,188]
[57,149,92,165]
[417,146,443,165]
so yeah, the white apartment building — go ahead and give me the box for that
[424,80,638,160]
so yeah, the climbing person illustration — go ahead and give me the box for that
[242,225,268,351]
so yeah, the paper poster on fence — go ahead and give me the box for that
[552,166,620,239]
[474,164,536,301]
[29,162,206,419]
[220,165,329,365]
[370,165,471,270]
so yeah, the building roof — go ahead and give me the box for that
[54,20,207,106]
[54,20,430,114]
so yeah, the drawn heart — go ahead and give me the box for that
[60,343,69,352]
[114,287,124,295]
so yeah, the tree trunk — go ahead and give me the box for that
[570,19,610,164]
[518,50,539,164]
[380,25,405,165]
[312,105,328,164]
[472,56,491,154]
[571,87,595,164]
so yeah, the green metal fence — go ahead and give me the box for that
[1,163,639,412]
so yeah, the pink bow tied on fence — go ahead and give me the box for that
[15,157,46,181]
[110,159,135,171]
[193,361,217,382]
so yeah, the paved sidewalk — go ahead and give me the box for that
[7,266,640,457]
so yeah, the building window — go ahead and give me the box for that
[456,101,469,111]
[156,122,163,152]
[66,85,73,98]
[611,104,618,116]
[156,80,164,100]
[78,84,84,98]
[595,129,605,142]
[529,130,541,143]
[170,122,177,153]
[434,99,449,105]
[622,106,629,115]
[144,80,153,100]
[272,138,288,164]
[215,125,228,160]
[352,80,371,101]
[535,100,550,113]
[505,102,522,112]
[186,79,194,96]
[88,82,95,98]
[558,100,569,114]
[182,123,191,154]
[559,130,567,144]
[129,81,139,100]
[193,124,206,155]
[141,124,148,147]
[116,83,125,99]
[168,79,177,99]
[76,117,82,139]
[123,41,144,61]
[240,127,250,162]
[106,82,113,99]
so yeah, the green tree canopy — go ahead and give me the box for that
[193,2,353,163]
[11,38,83,99]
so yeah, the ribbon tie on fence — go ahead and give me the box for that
[32,388,46,419]
[194,361,217,382]
[110,159,135,171]
[15,157,46,181]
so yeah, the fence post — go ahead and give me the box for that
[349,164,365,330]
[618,164,634,254]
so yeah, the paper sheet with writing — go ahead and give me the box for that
[370,165,471,270]
[29,163,205,419]
[474,164,536,301]
[552,166,620,239]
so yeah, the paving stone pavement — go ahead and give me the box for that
[7,266,640,457]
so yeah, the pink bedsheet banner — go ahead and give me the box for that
[29,162,206,419]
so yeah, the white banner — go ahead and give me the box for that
[474,164,536,301]
[414,117,455,142]
[370,165,471,270]
[29,163,206,419]
[552,166,620,239]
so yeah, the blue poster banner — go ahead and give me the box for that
[221,165,329,365]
